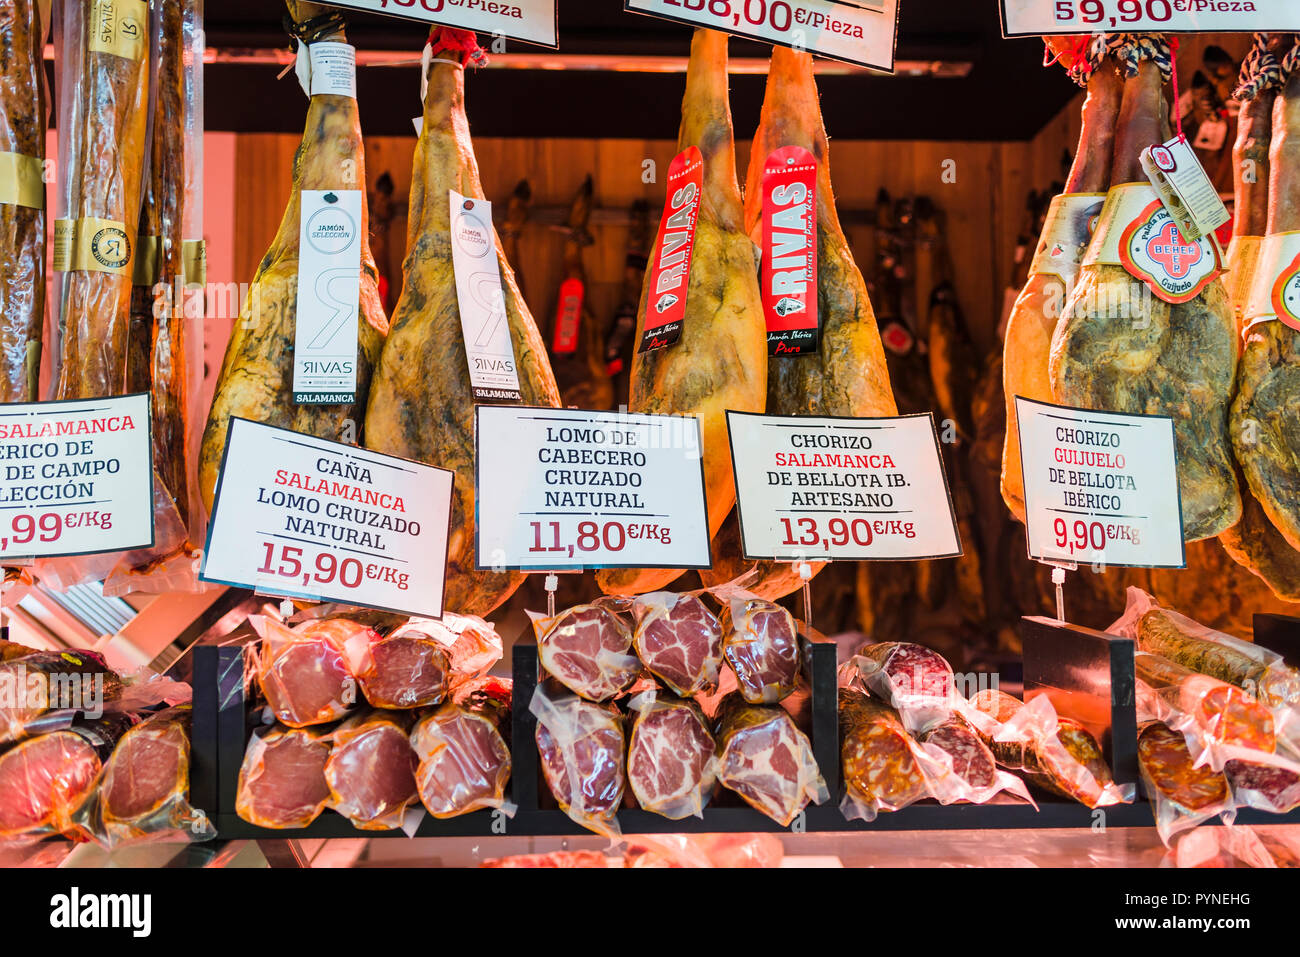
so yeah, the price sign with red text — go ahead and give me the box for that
[1001,0,1299,36]
[626,0,899,72]
[726,411,961,561]
[1015,396,1186,568]
[0,393,153,560]
[200,417,453,618]
[474,406,710,571]
[324,0,558,48]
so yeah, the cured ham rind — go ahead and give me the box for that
[0,0,45,403]
[200,2,389,511]
[324,709,419,831]
[532,604,639,703]
[631,591,723,697]
[531,683,625,837]
[236,725,332,830]
[1050,40,1240,541]
[1002,44,1122,521]
[838,688,928,820]
[363,28,559,617]
[713,691,826,826]
[722,596,800,704]
[595,28,767,597]
[411,683,511,819]
[250,615,357,729]
[626,692,717,820]
[706,45,897,597]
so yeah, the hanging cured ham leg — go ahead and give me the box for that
[364,29,559,617]
[595,29,766,598]
[1049,35,1239,542]
[703,44,896,599]
[1002,37,1121,522]
[1232,41,1300,554]
[1219,36,1300,601]
[200,2,388,510]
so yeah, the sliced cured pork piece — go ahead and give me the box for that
[705,45,898,598]
[838,688,928,818]
[722,596,800,704]
[1050,35,1240,541]
[714,692,826,826]
[235,725,332,829]
[595,29,766,597]
[97,706,209,844]
[324,710,419,830]
[1137,721,1230,823]
[364,29,559,617]
[627,692,717,819]
[251,615,356,729]
[534,603,639,702]
[353,623,450,710]
[548,175,614,410]
[0,715,133,838]
[631,592,723,697]
[199,2,388,510]
[1232,44,1300,554]
[0,0,45,402]
[1002,39,1121,521]
[531,683,625,837]
[411,678,511,819]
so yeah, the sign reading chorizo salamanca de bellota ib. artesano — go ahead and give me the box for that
[726,411,962,561]
[0,393,153,560]
[200,417,454,618]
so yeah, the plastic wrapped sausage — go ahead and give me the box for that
[631,592,724,697]
[1137,721,1234,843]
[1226,757,1300,814]
[722,596,800,704]
[236,724,332,830]
[626,689,717,820]
[838,688,929,821]
[324,710,419,831]
[1135,651,1276,757]
[411,677,512,819]
[0,649,124,745]
[852,641,955,733]
[714,691,826,826]
[532,604,640,703]
[530,682,625,838]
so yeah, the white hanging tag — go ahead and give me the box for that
[1140,136,1230,242]
[420,41,433,105]
[294,40,311,97]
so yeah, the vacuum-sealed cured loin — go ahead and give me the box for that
[364,28,559,617]
[838,688,928,820]
[722,596,800,704]
[0,650,123,745]
[0,715,134,839]
[531,683,625,837]
[533,603,639,703]
[324,710,419,830]
[714,691,826,826]
[919,715,997,792]
[200,2,389,510]
[1050,34,1240,541]
[236,725,332,830]
[1002,37,1120,521]
[627,691,717,819]
[411,678,512,819]
[0,0,46,403]
[631,592,723,698]
[250,615,356,729]
[95,705,211,845]
[354,624,450,711]
[595,29,766,598]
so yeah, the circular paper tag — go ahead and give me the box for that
[1118,199,1221,304]
[1270,251,1300,333]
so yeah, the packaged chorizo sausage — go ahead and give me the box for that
[1134,652,1276,761]
[838,688,929,821]
[850,641,956,733]
[1137,721,1235,843]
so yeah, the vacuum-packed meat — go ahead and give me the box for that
[627,692,716,819]
[714,691,826,826]
[838,688,928,818]
[324,710,419,830]
[0,650,123,745]
[722,596,800,704]
[251,615,356,728]
[354,624,450,711]
[1135,651,1276,753]
[855,641,955,732]
[236,725,332,830]
[531,683,625,837]
[534,604,639,702]
[631,592,723,697]
[411,678,511,819]
[97,706,209,844]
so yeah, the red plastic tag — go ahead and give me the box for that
[1271,251,1300,333]
[551,277,585,354]
[639,146,703,353]
[761,146,818,355]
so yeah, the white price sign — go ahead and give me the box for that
[726,411,961,561]
[0,394,153,559]
[475,406,711,571]
[200,418,454,618]
[1015,396,1186,568]
[1001,0,1298,36]
[326,0,557,48]
[626,0,899,72]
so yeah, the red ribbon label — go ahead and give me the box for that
[761,146,819,355]
[551,277,585,354]
[639,146,703,353]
